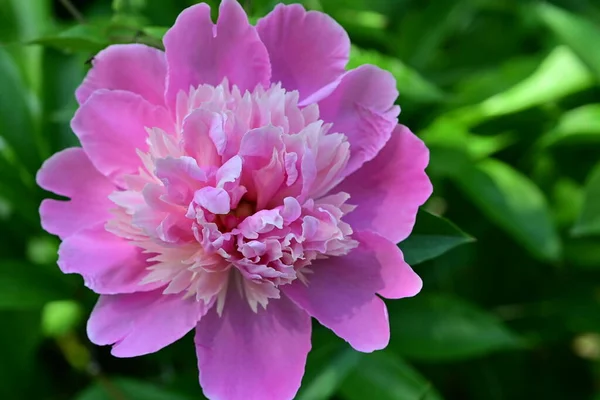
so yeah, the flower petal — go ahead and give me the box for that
[256,3,349,101]
[195,289,311,400]
[282,232,391,352]
[87,290,207,357]
[37,148,115,239]
[164,0,270,109]
[317,65,400,177]
[71,90,172,184]
[57,225,160,294]
[336,124,432,243]
[75,44,167,106]
[358,231,422,299]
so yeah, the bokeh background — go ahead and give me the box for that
[1,0,600,398]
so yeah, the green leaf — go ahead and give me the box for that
[572,162,600,237]
[31,25,108,54]
[0,310,42,398]
[537,3,600,81]
[0,260,71,309]
[453,158,561,261]
[348,46,446,103]
[389,294,522,361]
[400,210,474,266]
[113,0,147,14]
[540,104,600,147]
[142,26,169,40]
[297,348,361,400]
[450,46,594,126]
[77,378,194,400]
[0,47,42,174]
[340,352,443,400]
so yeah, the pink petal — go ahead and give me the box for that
[37,148,115,239]
[194,187,231,215]
[58,225,161,294]
[256,3,349,101]
[164,0,270,109]
[71,90,172,184]
[317,65,400,177]
[336,125,432,243]
[358,231,422,299]
[182,109,223,168]
[75,44,167,106]
[195,290,311,400]
[282,232,392,352]
[87,290,207,357]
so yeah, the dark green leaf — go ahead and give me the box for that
[0,260,71,309]
[297,348,361,400]
[0,310,42,398]
[540,104,600,147]
[31,25,109,54]
[537,3,600,81]
[453,158,561,261]
[572,162,600,236]
[77,378,194,400]
[340,352,443,400]
[400,210,474,266]
[389,294,522,361]
[0,47,42,174]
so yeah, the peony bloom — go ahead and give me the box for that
[37,1,432,399]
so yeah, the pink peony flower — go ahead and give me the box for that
[37,1,432,399]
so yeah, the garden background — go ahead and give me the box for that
[1,0,600,398]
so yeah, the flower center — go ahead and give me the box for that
[106,81,358,312]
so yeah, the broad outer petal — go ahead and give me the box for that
[37,148,115,239]
[282,232,392,352]
[317,65,400,177]
[359,231,422,299]
[195,289,311,400]
[256,3,349,101]
[164,0,270,109]
[71,90,172,184]
[57,225,161,295]
[336,125,432,243]
[75,44,167,106]
[87,290,207,357]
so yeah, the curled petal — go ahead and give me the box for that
[336,125,432,243]
[76,44,167,106]
[317,65,400,177]
[283,232,395,352]
[71,90,172,184]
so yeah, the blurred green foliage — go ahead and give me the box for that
[0,0,599,398]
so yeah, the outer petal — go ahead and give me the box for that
[71,90,172,184]
[317,65,400,177]
[359,231,422,299]
[282,232,392,352]
[164,0,270,109]
[87,290,207,357]
[57,225,161,294]
[256,3,349,101]
[37,148,115,239]
[195,289,311,400]
[75,44,167,106]
[336,125,432,243]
